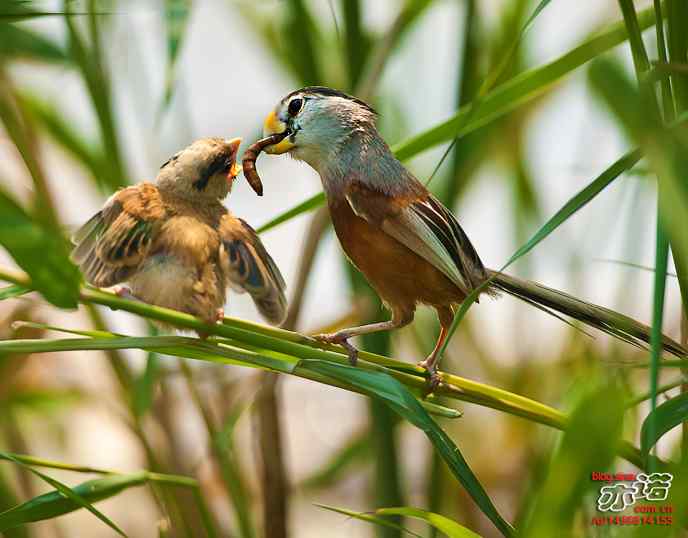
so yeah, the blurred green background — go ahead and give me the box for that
[0,0,687,537]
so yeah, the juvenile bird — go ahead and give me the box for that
[71,137,287,329]
[260,86,685,387]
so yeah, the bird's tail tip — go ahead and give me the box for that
[486,268,687,358]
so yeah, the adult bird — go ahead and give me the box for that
[72,137,287,330]
[260,87,684,387]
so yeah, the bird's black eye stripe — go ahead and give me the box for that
[193,154,231,190]
[287,97,303,116]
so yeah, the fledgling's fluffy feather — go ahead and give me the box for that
[71,137,287,327]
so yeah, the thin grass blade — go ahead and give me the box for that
[0,453,135,535]
[0,24,69,62]
[158,0,191,117]
[0,285,30,301]
[256,192,325,234]
[376,507,482,538]
[521,383,625,538]
[298,360,514,537]
[256,6,659,232]
[315,504,423,538]
[393,5,659,161]
[640,393,688,456]
[0,188,80,308]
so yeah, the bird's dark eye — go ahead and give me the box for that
[287,97,303,116]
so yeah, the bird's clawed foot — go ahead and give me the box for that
[313,332,359,366]
[417,357,441,396]
[108,286,141,311]
[112,285,138,301]
[198,308,225,340]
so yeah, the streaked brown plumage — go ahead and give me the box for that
[71,137,287,329]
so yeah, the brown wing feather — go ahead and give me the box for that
[344,181,487,295]
[219,215,287,325]
[71,183,165,287]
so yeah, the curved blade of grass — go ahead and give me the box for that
[618,0,652,76]
[0,452,215,536]
[354,0,435,99]
[299,360,514,537]
[393,5,658,160]
[0,468,27,538]
[283,0,321,84]
[505,149,643,267]
[256,192,325,234]
[158,0,191,118]
[213,399,255,538]
[640,392,688,457]
[0,77,61,227]
[0,453,131,535]
[341,0,369,89]
[64,6,127,190]
[377,507,482,538]
[19,93,108,192]
[427,0,551,192]
[315,504,423,538]
[0,284,29,300]
[256,6,658,233]
[177,360,257,538]
[0,453,118,476]
[646,218,670,467]
[476,0,551,98]
[0,4,110,23]
[521,383,625,538]
[437,146,643,359]
[0,189,80,308]
[0,24,68,62]
[627,378,686,407]
[589,58,688,467]
[596,259,678,278]
[133,350,160,419]
[4,388,82,414]
[589,61,688,310]
[667,0,688,110]
[0,453,197,490]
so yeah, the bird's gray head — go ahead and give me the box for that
[156,137,241,200]
[262,87,377,170]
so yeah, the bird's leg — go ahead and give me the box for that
[215,307,225,324]
[417,325,448,393]
[417,306,454,394]
[314,309,414,366]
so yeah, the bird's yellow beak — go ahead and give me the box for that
[226,137,243,179]
[263,110,294,154]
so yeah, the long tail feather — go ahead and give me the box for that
[487,269,686,358]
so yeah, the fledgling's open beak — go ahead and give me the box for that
[262,110,294,154]
[225,137,243,181]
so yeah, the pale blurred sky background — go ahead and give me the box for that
[0,0,681,536]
